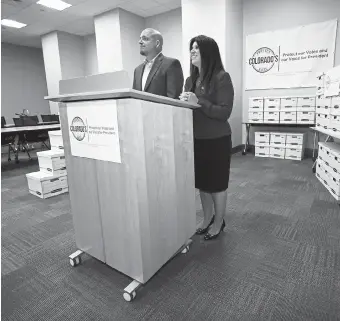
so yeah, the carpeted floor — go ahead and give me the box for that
[2,152,340,321]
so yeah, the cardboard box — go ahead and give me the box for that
[331,96,340,116]
[285,148,303,160]
[255,146,270,155]
[286,133,305,146]
[315,166,340,201]
[49,130,64,150]
[249,98,264,110]
[264,98,280,111]
[264,111,280,121]
[255,132,270,142]
[319,142,340,173]
[318,156,340,182]
[316,87,324,96]
[26,171,68,199]
[281,98,297,111]
[263,119,279,124]
[297,96,316,107]
[248,111,263,121]
[316,114,330,128]
[316,105,331,115]
[270,147,285,159]
[330,115,340,128]
[280,111,296,123]
[248,119,264,124]
[316,161,340,198]
[297,111,315,122]
[255,151,270,158]
[37,150,66,173]
[270,133,286,147]
[316,96,332,108]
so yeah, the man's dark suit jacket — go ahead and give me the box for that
[132,53,184,99]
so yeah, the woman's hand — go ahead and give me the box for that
[179,92,198,104]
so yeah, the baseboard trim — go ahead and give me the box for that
[232,144,244,155]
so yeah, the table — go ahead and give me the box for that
[1,123,60,134]
[242,122,315,155]
[4,121,59,128]
[310,126,340,172]
[1,124,61,163]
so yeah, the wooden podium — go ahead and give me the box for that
[46,88,199,301]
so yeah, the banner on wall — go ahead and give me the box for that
[245,19,338,90]
[67,100,121,163]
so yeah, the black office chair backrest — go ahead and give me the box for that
[13,117,24,127]
[22,116,38,126]
[27,115,39,123]
[51,114,60,123]
[1,116,6,128]
[41,114,52,122]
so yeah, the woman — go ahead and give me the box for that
[179,35,234,241]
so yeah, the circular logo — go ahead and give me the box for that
[249,47,278,73]
[70,117,87,141]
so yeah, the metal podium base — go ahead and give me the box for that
[68,238,193,302]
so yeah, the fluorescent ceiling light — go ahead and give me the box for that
[37,0,72,11]
[1,19,27,28]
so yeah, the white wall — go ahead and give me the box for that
[1,43,50,121]
[119,9,145,82]
[225,0,243,148]
[243,0,340,147]
[145,8,183,68]
[182,0,226,80]
[58,32,86,80]
[84,34,98,75]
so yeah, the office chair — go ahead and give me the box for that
[27,115,39,124]
[50,114,60,123]
[1,132,18,163]
[1,116,6,128]
[22,116,50,159]
[13,117,24,127]
[41,114,53,122]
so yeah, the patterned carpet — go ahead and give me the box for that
[2,152,340,321]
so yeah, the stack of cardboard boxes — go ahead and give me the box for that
[316,142,340,201]
[26,130,68,199]
[248,96,316,124]
[255,132,305,160]
[315,65,340,201]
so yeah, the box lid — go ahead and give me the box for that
[48,130,62,137]
[26,171,59,181]
[36,150,64,158]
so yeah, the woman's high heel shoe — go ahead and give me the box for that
[204,219,225,241]
[196,216,215,235]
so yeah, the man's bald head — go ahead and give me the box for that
[139,28,163,59]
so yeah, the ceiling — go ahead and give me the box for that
[1,0,181,48]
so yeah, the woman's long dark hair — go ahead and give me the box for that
[189,35,225,92]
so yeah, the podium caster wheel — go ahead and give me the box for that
[70,256,81,267]
[123,291,136,302]
[8,158,11,162]
[181,246,189,254]
[242,151,246,155]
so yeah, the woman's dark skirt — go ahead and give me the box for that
[194,135,232,193]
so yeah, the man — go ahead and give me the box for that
[133,28,184,99]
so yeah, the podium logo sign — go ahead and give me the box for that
[70,117,87,141]
[66,100,121,163]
